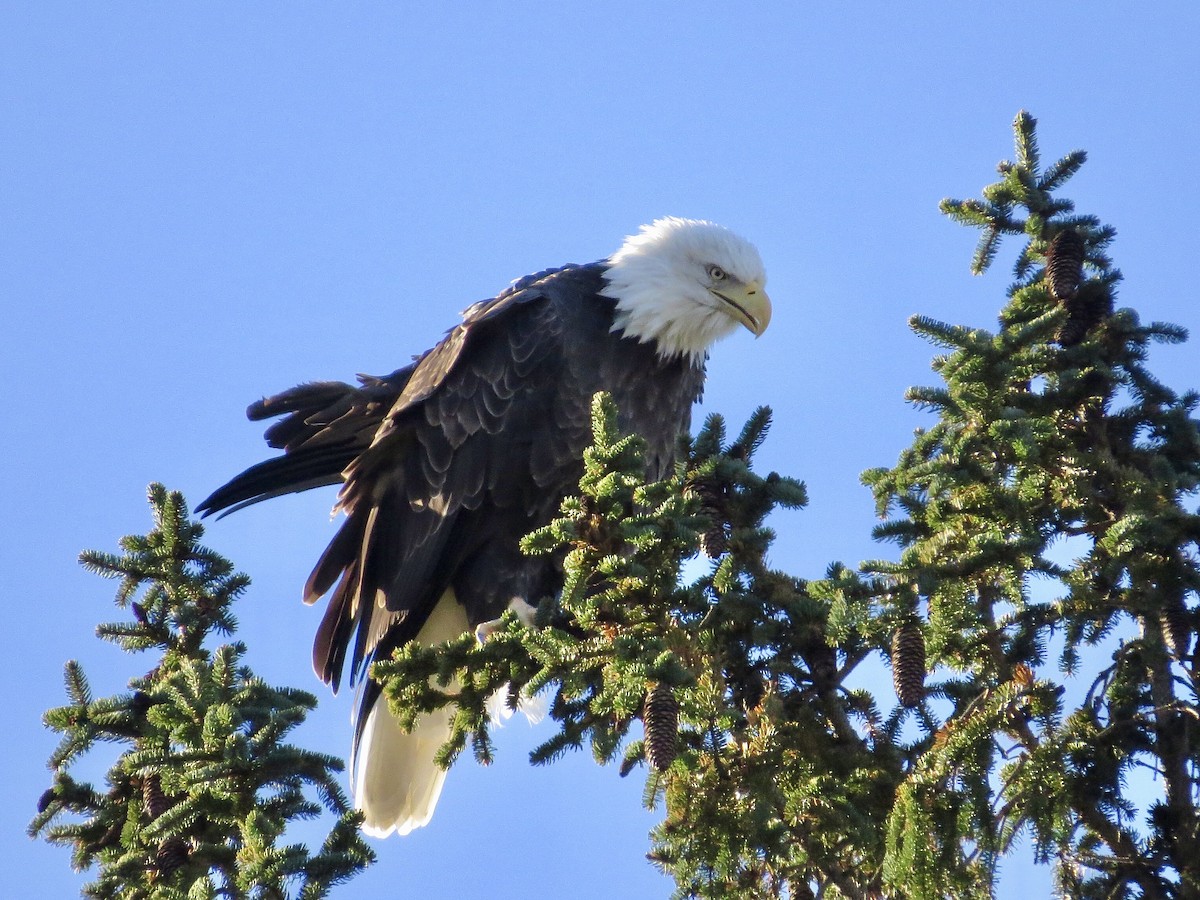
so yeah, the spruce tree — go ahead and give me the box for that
[857,111,1200,899]
[31,484,374,899]
[371,113,1200,900]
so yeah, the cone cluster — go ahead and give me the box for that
[804,639,837,690]
[644,682,680,772]
[1044,229,1113,346]
[143,774,188,875]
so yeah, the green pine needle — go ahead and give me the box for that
[32,484,375,896]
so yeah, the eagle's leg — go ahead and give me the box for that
[476,597,545,725]
[473,596,539,643]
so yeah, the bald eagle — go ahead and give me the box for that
[199,217,770,837]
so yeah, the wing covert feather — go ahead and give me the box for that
[309,267,589,688]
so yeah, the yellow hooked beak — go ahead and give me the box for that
[711,280,772,337]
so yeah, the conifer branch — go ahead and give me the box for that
[32,484,374,897]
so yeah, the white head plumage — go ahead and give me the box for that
[602,217,771,362]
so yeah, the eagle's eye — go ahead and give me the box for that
[707,265,727,282]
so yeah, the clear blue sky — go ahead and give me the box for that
[4,5,1198,897]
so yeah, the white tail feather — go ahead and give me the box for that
[352,590,469,838]
[354,699,455,837]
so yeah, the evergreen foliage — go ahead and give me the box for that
[860,111,1200,898]
[31,484,374,899]
[37,112,1200,900]
[375,394,902,897]
[372,112,1200,900]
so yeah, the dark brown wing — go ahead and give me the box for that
[306,267,595,693]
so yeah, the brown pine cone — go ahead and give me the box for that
[687,479,729,557]
[644,682,680,772]
[1044,228,1086,301]
[892,619,927,709]
[142,773,170,819]
[143,773,189,875]
[1058,281,1114,347]
[1160,596,1192,660]
[155,836,189,876]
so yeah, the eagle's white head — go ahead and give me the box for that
[601,217,771,362]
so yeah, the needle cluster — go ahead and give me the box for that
[31,484,374,899]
